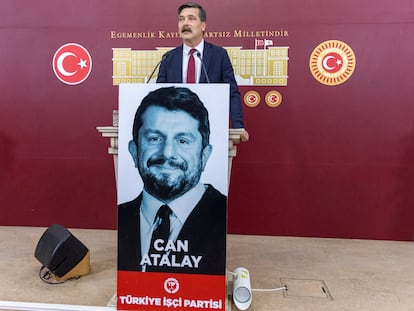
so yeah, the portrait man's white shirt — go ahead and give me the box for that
[140,182,206,260]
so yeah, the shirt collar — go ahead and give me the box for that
[183,39,204,56]
[141,183,206,225]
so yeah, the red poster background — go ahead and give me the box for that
[117,271,225,310]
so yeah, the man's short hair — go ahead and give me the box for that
[178,2,206,22]
[132,87,210,148]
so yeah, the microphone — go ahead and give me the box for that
[146,51,170,83]
[196,51,210,83]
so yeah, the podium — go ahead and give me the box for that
[96,126,244,187]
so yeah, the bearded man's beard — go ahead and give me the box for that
[139,157,202,201]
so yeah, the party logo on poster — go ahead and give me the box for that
[52,43,92,85]
[309,40,356,86]
[164,277,180,294]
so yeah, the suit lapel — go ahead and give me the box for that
[200,42,212,83]
[173,45,184,82]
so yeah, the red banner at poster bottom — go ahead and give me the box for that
[117,270,226,310]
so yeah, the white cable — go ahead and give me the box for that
[251,286,287,292]
[228,269,288,293]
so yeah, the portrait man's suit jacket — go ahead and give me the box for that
[156,41,244,129]
[118,184,226,275]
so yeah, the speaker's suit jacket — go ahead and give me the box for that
[156,41,245,129]
[118,184,226,275]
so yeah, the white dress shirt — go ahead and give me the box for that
[182,40,204,83]
[140,183,207,259]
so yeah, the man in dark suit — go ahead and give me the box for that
[118,86,226,275]
[157,2,249,142]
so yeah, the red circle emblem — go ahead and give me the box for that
[309,40,356,86]
[322,52,343,73]
[243,91,260,107]
[52,43,92,85]
[265,90,282,108]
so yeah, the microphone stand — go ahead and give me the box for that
[146,52,169,83]
[196,52,210,83]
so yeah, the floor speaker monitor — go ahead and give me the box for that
[34,224,90,281]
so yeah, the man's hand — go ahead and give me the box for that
[241,129,249,142]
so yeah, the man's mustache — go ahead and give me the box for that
[147,157,187,171]
[181,27,192,33]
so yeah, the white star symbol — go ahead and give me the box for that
[77,58,88,69]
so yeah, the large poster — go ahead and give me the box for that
[117,84,229,310]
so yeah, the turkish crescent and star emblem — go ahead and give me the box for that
[243,91,260,107]
[265,90,282,108]
[309,40,356,86]
[52,43,92,85]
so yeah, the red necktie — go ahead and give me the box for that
[186,48,197,83]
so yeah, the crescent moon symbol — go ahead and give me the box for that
[323,55,336,70]
[56,52,77,76]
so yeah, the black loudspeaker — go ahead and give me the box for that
[34,224,90,282]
